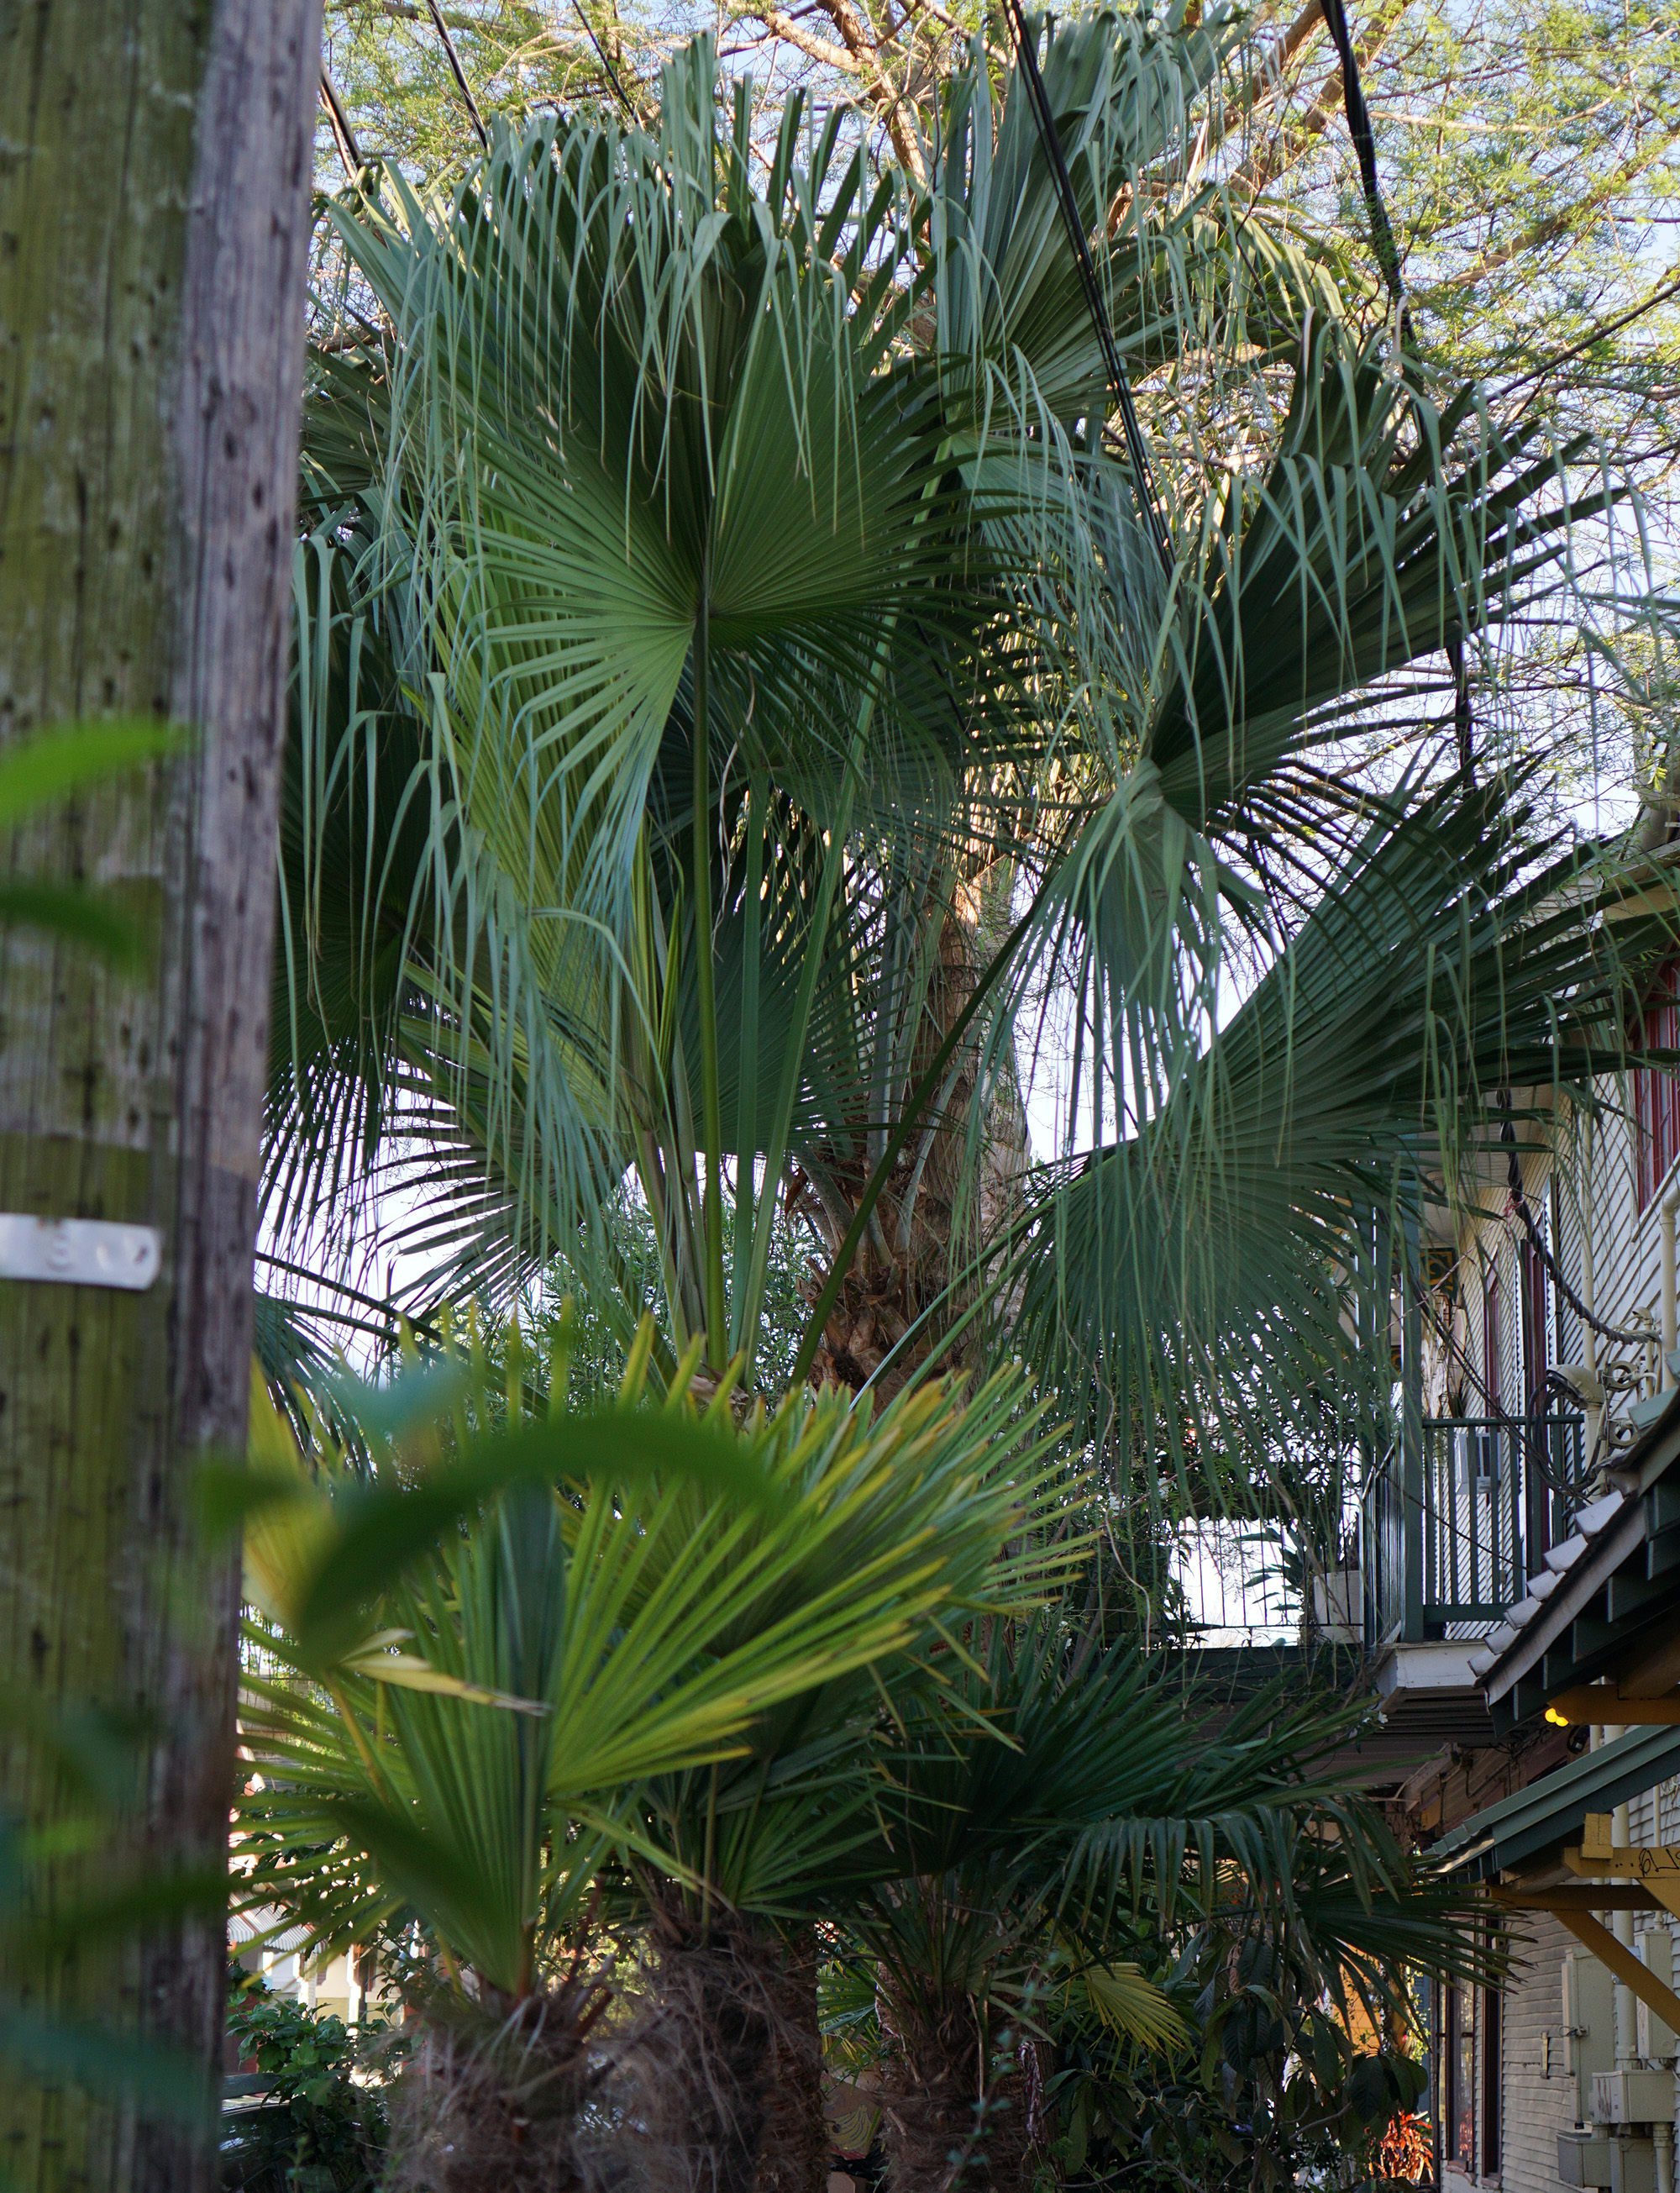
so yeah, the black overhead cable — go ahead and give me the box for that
[319,62,363,177]
[1316,0,1413,353]
[997,0,1175,578]
[1317,0,1478,765]
[571,0,642,122]
[1446,628,1473,782]
[425,0,489,150]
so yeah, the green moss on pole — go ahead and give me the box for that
[0,3,323,2185]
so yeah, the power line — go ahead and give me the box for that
[424,0,488,149]
[996,0,1175,577]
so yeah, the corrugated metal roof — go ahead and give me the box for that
[1470,1386,1680,1710]
[1433,1723,1680,1880]
[227,1906,312,1954]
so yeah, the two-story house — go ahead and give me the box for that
[1339,972,1680,2193]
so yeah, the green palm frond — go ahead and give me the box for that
[275,19,1638,1501]
[997,769,1672,1486]
[1148,325,1609,853]
[1065,1948,1188,2051]
[236,1324,1075,1993]
[622,1351,1082,1924]
[846,1614,1498,2060]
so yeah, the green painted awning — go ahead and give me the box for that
[1433,1724,1680,1880]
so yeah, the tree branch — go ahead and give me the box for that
[1437,124,1680,292]
[748,4,865,76]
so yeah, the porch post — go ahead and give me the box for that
[1404,1206,1425,1642]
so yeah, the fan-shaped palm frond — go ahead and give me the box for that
[997,770,1672,1492]
[235,1321,1074,1996]
[837,1614,1497,2188]
[280,45,1090,1367]
[273,23,1646,1528]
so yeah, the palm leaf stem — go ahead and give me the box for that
[998,0,1173,574]
[727,781,766,1355]
[690,564,728,1369]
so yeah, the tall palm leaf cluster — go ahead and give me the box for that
[245,12,1673,2190]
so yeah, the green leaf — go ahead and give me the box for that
[0,720,185,830]
[0,884,144,965]
[266,1407,786,1670]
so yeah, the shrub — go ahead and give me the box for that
[222,1969,400,2191]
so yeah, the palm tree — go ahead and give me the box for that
[234,1325,1073,2185]
[271,23,1646,1470]
[839,1617,1499,2192]
[281,40,1032,1387]
[257,51,1674,2193]
[607,1351,1072,2191]
[235,1335,1498,2193]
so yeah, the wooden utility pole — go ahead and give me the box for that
[0,3,322,2185]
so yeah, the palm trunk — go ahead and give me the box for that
[0,6,319,2188]
[877,1972,1036,2193]
[751,1928,827,2193]
[805,865,1030,1399]
[633,1899,822,2193]
[878,1976,984,2191]
[386,1983,607,2193]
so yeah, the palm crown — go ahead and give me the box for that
[277,21,1656,1493]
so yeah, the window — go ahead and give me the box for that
[1444,1983,1476,2169]
[1634,960,1680,1212]
[1481,1986,1501,2175]
[1456,1985,1476,2167]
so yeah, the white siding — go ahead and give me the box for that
[1488,1785,1680,2193]
[1450,1082,1670,1470]
[1501,1910,1578,2193]
[1554,1171,1583,1371]
[1570,1094,1662,1357]
[1428,1078,1680,2193]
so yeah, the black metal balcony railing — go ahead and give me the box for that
[1361,1414,1589,1646]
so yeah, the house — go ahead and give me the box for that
[1333,992,1680,2193]
[228,1904,376,2026]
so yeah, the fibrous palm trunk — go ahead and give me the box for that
[0,4,319,2187]
[877,1975,1036,2193]
[751,1929,827,2193]
[386,1983,607,2193]
[803,863,1030,1400]
[633,1901,824,2193]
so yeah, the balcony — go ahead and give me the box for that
[1361,1413,1590,1646]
